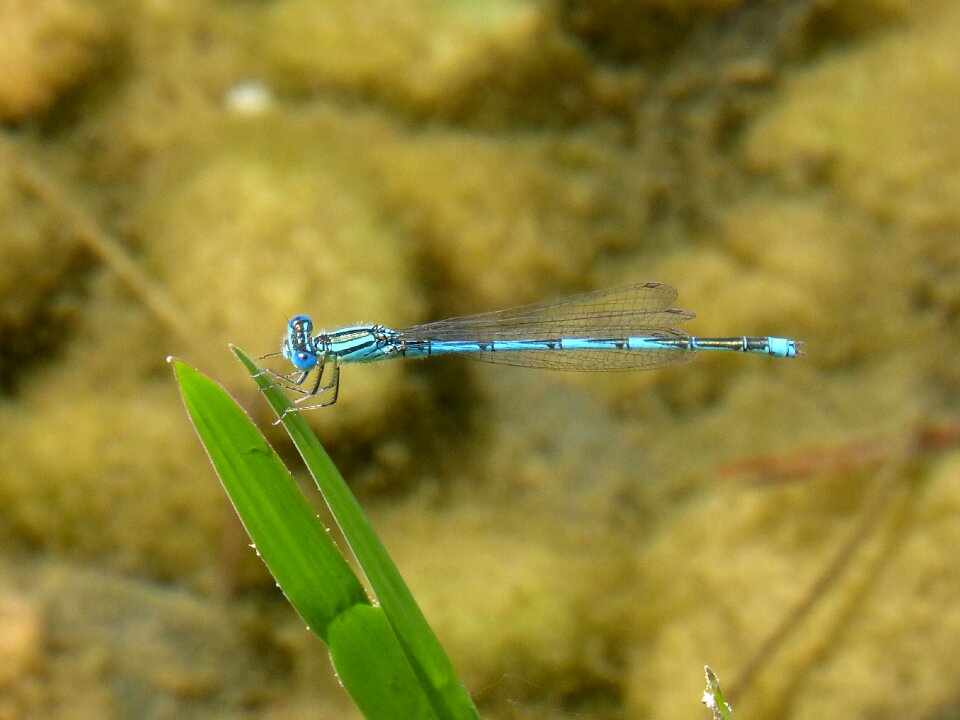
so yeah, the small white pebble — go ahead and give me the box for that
[225,80,274,116]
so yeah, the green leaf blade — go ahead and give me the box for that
[172,357,367,639]
[329,604,436,720]
[233,347,480,720]
[172,357,446,718]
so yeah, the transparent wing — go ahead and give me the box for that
[400,282,695,371]
[466,338,694,370]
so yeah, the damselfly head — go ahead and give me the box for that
[282,315,319,371]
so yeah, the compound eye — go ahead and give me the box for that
[289,314,313,333]
[290,350,317,372]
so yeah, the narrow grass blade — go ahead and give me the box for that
[233,346,480,720]
[702,666,734,720]
[171,357,436,719]
[329,604,437,720]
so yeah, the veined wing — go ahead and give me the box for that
[399,282,696,371]
[401,282,693,340]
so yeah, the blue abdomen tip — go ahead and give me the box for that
[768,337,800,357]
